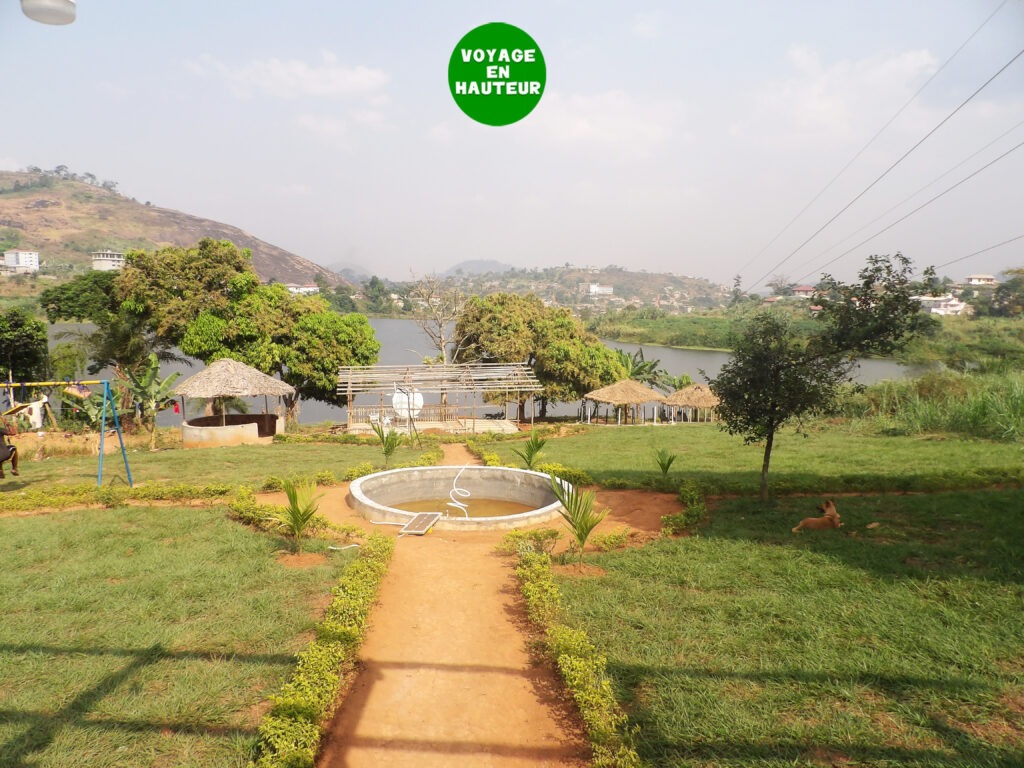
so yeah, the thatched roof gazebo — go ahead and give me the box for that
[583,379,666,425]
[174,358,295,401]
[663,384,720,423]
[173,358,295,447]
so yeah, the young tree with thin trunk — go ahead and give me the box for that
[709,254,934,502]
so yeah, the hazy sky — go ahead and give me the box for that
[2,1,1022,288]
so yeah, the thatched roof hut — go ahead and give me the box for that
[173,358,295,400]
[583,379,666,425]
[664,384,719,409]
[664,384,719,423]
[584,379,666,405]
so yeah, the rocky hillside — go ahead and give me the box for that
[0,170,340,285]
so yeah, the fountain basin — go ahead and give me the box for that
[349,466,565,531]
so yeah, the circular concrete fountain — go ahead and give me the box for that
[348,466,565,531]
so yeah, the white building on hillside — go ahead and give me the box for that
[285,283,319,295]
[964,274,997,287]
[91,249,126,271]
[914,294,970,316]
[3,248,40,273]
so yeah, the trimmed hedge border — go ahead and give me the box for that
[514,550,643,768]
[250,533,394,768]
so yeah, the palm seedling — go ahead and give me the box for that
[549,474,607,568]
[266,478,323,553]
[654,447,677,478]
[512,429,546,470]
[371,420,403,469]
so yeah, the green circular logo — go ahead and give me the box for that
[448,22,546,126]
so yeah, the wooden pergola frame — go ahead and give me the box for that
[337,363,543,429]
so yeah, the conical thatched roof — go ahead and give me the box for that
[173,358,295,399]
[584,379,666,405]
[664,384,720,408]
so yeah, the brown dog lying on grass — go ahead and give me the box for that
[792,500,842,532]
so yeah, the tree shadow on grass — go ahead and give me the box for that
[608,661,1024,767]
[0,641,295,768]
[700,488,1024,586]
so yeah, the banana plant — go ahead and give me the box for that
[124,353,181,450]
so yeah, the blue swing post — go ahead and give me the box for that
[3,378,134,487]
[97,380,134,487]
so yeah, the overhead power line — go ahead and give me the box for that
[749,43,1024,290]
[790,117,1024,276]
[794,138,1024,282]
[935,233,1024,270]
[735,0,1013,279]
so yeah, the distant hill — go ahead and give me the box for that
[0,170,341,286]
[444,259,514,277]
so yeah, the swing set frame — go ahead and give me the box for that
[3,379,133,487]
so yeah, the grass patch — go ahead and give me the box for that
[8,440,428,493]
[555,490,1024,766]
[0,505,358,767]
[476,424,1024,495]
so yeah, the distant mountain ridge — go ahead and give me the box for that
[0,170,341,286]
[443,259,514,276]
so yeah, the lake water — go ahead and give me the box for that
[48,318,910,425]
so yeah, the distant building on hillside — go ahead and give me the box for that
[964,274,997,287]
[914,294,970,316]
[90,249,126,271]
[2,248,40,273]
[792,285,816,298]
[579,283,613,296]
[285,283,319,296]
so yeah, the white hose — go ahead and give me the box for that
[446,465,471,518]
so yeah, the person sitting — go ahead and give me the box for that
[0,422,19,479]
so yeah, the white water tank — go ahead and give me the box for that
[391,388,423,420]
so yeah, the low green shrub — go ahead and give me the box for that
[261,476,285,492]
[497,528,562,556]
[228,487,279,529]
[341,462,375,481]
[466,439,503,467]
[591,528,629,552]
[662,480,708,535]
[313,470,338,487]
[252,534,394,768]
[514,550,641,768]
[536,462,593,487]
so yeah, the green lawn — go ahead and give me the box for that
[10,439,427,491]
[556,490,1024,767]
[3,421,1022,766]
[0,504,358,767]
[488,424,1024,494]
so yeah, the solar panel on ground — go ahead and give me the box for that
[400,512,442,536]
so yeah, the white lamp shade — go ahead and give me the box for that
[21,0,76,25]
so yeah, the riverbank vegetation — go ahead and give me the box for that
[590,305,1024,372]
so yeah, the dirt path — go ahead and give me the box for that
[260,444,682,767]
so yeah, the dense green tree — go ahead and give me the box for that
[180,282,379,422]
[710,254,931,502]
[49,342,88,381]
[989,269,1024,318]
[812,253,937,358]
[116,238,256,341]
[327,284,358,314]
[362,276,393,314]
[40,271,121,324]
[455,293,625,418]
[0,308,48,383]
